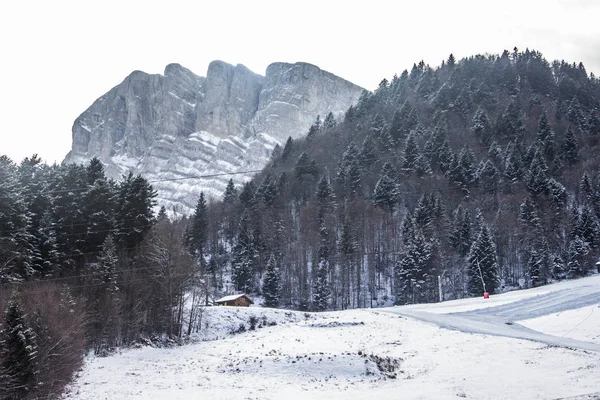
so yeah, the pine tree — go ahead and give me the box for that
[472,107,492,144]
[488,141,503,164]
[402,133,419,172]
[17,155,54,276]
[552,254,567,279]
[447,53,456,68]
[339,220,357,308]
[346,159,362,197]
[85,157,106,185]
[563,125,579,165]
[526,151,549,196]
[2,294,39,397]
[33,211,60,277]
[82,174,116,256]
[373,162,398,214]
[315,175,335,220]
[154,207,166,222]
[360,136,377,168]
[92,235,119,290]
[453,89,473,116]
[458,210,473,257]
[306,115,321,140]
[239,182,257,208]
[398,212,413,245]
[527,249,545,287]
[294,152,318,178]
[567,97,583,128]
[467,225,499,295]
[536,111,556,162]
[503,141,523,182]
[312,260,330,311]
[281,137,293,160]
[580,172,593,200]
[188,193,209,261]
[478,160,499,193]
[370,113,387,135]
[587,111,600,136]
[389,102,418,143]
[223,179,237,205]
[313,222,332,311]
[572,205,599,248]
[257,173,278,207]
[547,178,567,212]
[496,98,525,140]
[231,211,257,292]
[114,173,157,250]
[397,229,432,303]
[448,205,465,252]
[262,254,281,308]
[413,193,436,231]
[458,146,477,188]
[519,197,541,227]
[567,237,589,277]
[314,171,333,311]
[425,122,452,172]
[415,154,433,177]
[323,112,336,130]
[0,156,34,282]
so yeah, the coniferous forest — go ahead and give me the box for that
[2,48,600,398]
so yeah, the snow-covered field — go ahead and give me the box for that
[63,277,600,400]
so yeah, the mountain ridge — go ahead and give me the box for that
[64,60,364,212]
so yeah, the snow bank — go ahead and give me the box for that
[187,306,306,342]
[519,304,600,344]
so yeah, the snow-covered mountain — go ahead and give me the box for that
[64,61,364,212]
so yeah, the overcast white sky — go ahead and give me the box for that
[1,0,599,164]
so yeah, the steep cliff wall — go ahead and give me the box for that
[64,61,364,212]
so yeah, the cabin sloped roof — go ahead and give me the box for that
[215,294,251,303]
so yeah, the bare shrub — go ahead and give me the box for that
[0,282,85,399]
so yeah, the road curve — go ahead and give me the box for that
[381,277,600,352]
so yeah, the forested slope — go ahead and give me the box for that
[195,49,600,310]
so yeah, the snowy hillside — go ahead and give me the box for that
[63,276,600,399]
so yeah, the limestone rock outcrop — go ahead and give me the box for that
[64,61,364,212]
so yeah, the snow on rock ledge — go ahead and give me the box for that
[63,61,364,213]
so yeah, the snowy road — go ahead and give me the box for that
[384,275,600,351]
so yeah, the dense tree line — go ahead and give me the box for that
[196,49,600,310]
[0,156,199,399]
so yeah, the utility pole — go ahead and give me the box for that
[438,269,446,302]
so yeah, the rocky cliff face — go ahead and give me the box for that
[64,61,364,212]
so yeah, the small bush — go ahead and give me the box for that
[230,323,247,335]
[248,315,258,330]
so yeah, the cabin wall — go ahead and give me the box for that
[234,298,251,307]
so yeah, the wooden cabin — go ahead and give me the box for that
[215,294,254,307]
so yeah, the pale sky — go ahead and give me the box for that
[1,0,599,164]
